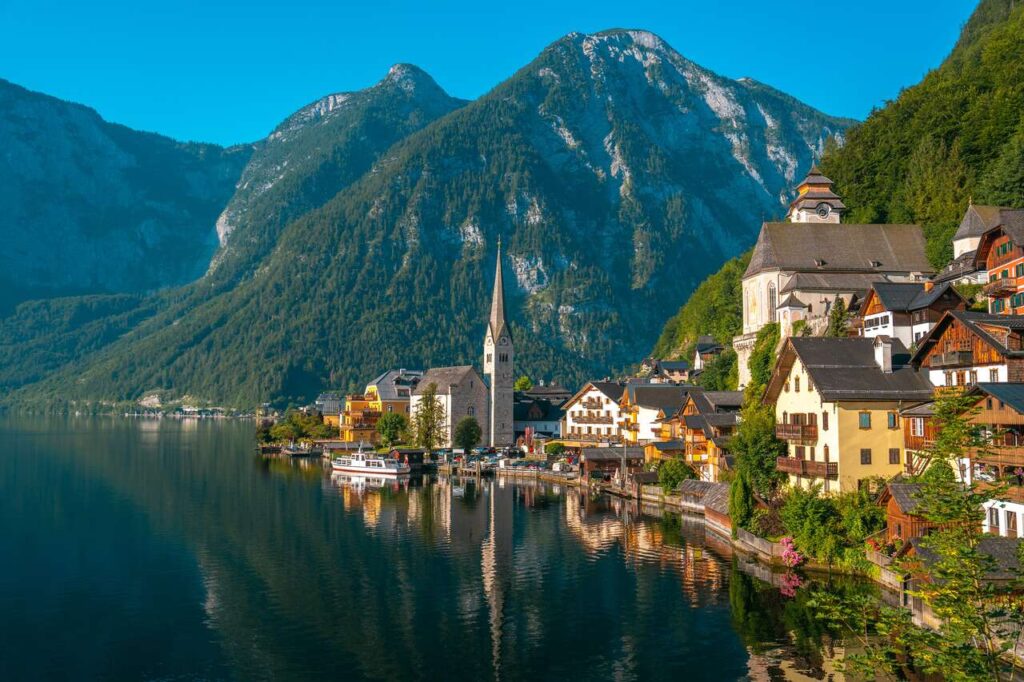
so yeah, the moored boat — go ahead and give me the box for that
[331,449,410,475]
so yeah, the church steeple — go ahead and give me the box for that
[488,239,512,343]
[785,164,846,223]
[484,238,514,447]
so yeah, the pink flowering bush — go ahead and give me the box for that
[780,536,804,568]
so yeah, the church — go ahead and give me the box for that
[409,244,515,448]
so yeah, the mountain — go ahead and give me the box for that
[2,31,849,408]
[820,0,1024,267]
[650,0,1024,366]
[0,79,251,312]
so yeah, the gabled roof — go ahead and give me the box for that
[869,281,963,314]
[881,482,924,515]
[911,311,1024,367]
[953,204,1024,242]
[678,479,716,499]
[513,398,565,422]
[702,482,731,515]
[413,366,479,395]
[744,222,933,279]
[969,383,1024,415]
[624,384,693,411]
[908,535,1022,581]
[581,447,645,462]
[695,335,722,353]
[776,292,807,310]
[702,391,745,411]
[766,337,934,403]
[367,369,425,400]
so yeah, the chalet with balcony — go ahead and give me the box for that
[860,281,965,347]
[618,383,693,445]
[876,482,940,545]
[933,204,1007,285]
[733,168,934,387]
[561,381,626,445]
[910,310,1024,388]
[340,369,424,443]
[765,336,934,493]
[968,206,1024,313]
[666,390,743,481]
[899,401,940,477]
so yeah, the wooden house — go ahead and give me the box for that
[968,206,1024,315]
[910,310,1024,388]
[877,483,938,544]
[859,281,965,346]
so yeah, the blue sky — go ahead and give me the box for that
[1,0,977,146]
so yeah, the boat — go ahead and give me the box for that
[331,445,410,476]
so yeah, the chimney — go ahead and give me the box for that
[874,336,893,374]
[923,281,934,293]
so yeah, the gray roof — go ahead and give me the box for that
[887,483,924,515]
[781,272,886,295]
[971,383,1024,415]
[588,381,626,403]
[513,398,564,422]
[703,413,740,427]
[413,366,478,395]
[678,479,716,498]
[745,222,933,279]
[367,369,424,400]
[776,292,807,309]
[581,447,645,462]
[650,440,685,451]
[703,391,744,409]
[702,482,731,515]
[899,401,935,417]
[626,384,693,411]
[631,471,660,484]
[769,337,934,403]
[871,281,962,313]
[934,249,983,283]
[953,204,1024,242]
[695,335,722,353]
[909,535,1022,581]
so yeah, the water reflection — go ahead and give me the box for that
[0,417,882,680]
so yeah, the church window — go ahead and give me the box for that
[768,283,777,322]
[794,376,800,392]
[468,407,475,416]
[487,353,492,363]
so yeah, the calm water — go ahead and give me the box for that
[0,416,870,681]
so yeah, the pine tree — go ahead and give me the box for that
[825,298,849,337]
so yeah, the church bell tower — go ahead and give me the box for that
[484,240,514,447]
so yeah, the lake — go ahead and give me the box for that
[0,416,870,680]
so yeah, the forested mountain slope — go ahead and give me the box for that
[3,30,848,408]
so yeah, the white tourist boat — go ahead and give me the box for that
[331,446,410,476]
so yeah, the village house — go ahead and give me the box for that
[315,392,343,426]
[910,310,1024,387]
[618,383,692,445]
[734,167,934,387]
[932,204,1004,285]
[765,336,935,494]
[899,401,940,477]
[692,336,724,374]
[561,381,626,446]
[409,365,490,448]
[966,205,1024,313]
[579,447,645,484]
[651,389,742,481]
[638,358,691,383]
[517,382,573,404]
[859,281,965,346]
[512,396,564,441]
[338,369,424,443]
[877,482,939,545]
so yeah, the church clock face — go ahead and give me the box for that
[816,203,831,219]
[499,337,508,346]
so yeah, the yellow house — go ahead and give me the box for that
[764,336,934,494]
[340,369,424,444]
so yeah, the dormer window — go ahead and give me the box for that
[814,258,826,267]
[870,260,882,268]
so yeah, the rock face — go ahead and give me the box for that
[0,79,251,311]
[2,31,853,406]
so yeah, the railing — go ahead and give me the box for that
[984,277,1018,297]
[775,423,818,443]
[776,456,837,478]
[569,433,622,443]
[930,350,973,367]
[574,414,613,425]
[581,398,604,410]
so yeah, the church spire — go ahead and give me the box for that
[489,240,511,342]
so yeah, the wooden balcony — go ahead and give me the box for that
[984,277,1018,297]
[776,456,838,478]
[581,398,604,410]
[574,414,613,425]
[931,350,974,367]
[775,423,818,443]
[569,433,622,443]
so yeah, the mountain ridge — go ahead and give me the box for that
[0,29,850,408]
